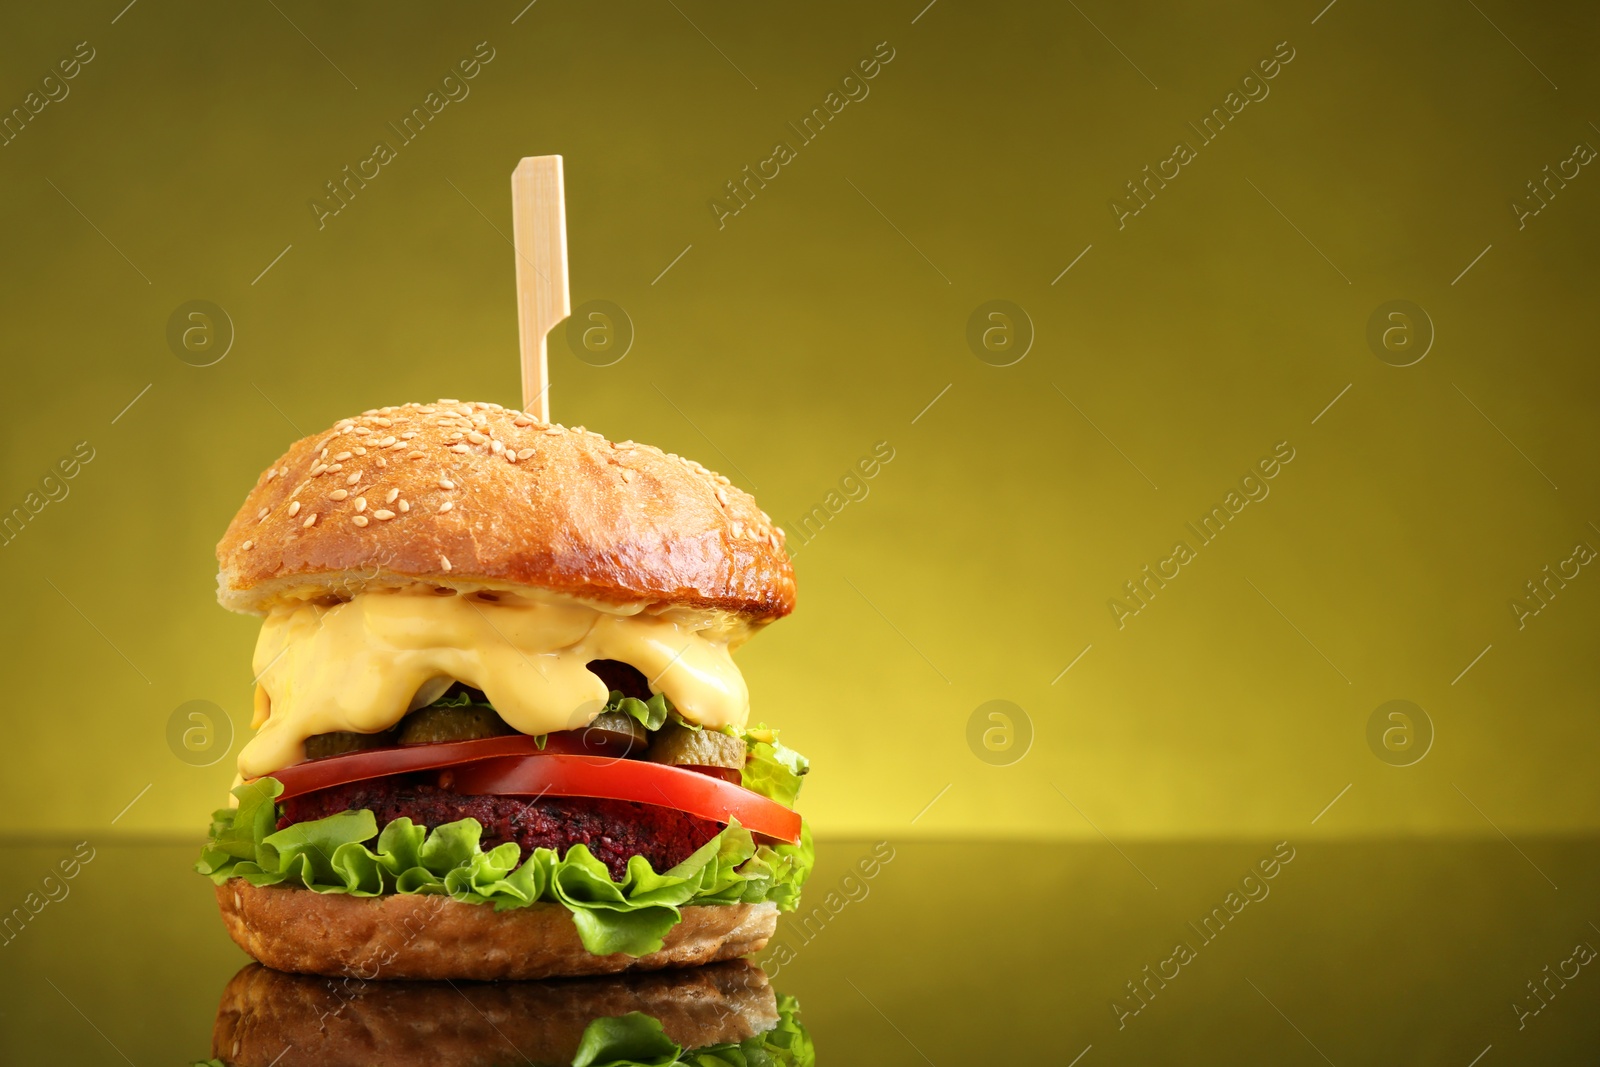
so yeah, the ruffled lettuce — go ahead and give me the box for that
[609,689,672,731]
[196,777,812,958]
[740,727,809,809]
[573,994,814,1066]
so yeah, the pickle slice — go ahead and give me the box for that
[304,729,396,760]
[397,704,515,745]
[566,710,647,757]
[646,719,747,769]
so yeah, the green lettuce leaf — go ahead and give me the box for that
[426,688,484,708]
[740,726,810,808]
[196,779,812,958]
[571,993,814,1067]
[606,689,671,731]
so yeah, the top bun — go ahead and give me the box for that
[216,400,794,619]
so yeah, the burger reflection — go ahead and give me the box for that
[198,959,813,1067]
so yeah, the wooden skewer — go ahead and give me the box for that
[510,155,570,422]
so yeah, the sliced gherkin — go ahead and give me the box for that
[304,729,395,759]
[578,710,648,754]
[647,719,747,769]
[397,704,515,745]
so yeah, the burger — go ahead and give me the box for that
[199,959,812,1066]
[196,400,812,980]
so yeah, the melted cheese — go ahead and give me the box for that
[238,587,752,778]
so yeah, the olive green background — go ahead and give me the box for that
[1,0,1597,840]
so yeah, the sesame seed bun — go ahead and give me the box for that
[214,880,779,981]
[211,959,780,1067]
[216,401,794,620]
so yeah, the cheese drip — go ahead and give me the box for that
[238,587,751,779]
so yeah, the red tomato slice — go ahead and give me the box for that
[253,739,802,844]
[260,735,577,801]
[449,755,802,844]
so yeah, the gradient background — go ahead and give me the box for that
[1,0,1597,847]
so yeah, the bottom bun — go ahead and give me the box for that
[211,959,778,1067]
[215,880,778,980]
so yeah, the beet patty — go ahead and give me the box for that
[278,778,723,880]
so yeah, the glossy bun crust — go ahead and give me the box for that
[215,880,779,981]
[212,958,779,1066]
[216,401,794,620]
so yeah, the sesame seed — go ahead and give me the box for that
[516,448,534,460]
[450,444,469,454]
[242,539,253,550]
[257,507,269,522]
[490,440,504,453]
[354,426,371,435]
[401,431,418,439]
[379,436,396,447]
[439,397,460,404]
[326,463,343,473]
[330,489,349,500]
[408,450,426,460]
[303,513,318,528]
[354,447,367,456]
[265,469,278,482]
[543,427,562,436]
[467,432,487,445]
[334,452,352,462]
[374,417,393,428]
[352,515,369,527]
[288,501,301,517]
[440,554,452,571]
[439,501,454,512]
[506,451,518,463]
[310,463,327,477]
[621,469,635,483]
[374,509,395,520]
[715,487,729,506]
[513,416,533,427]
[320,447,329,460]
[376,457,387,468]
[354,498,367,512]
[398,499,410,513]
[439,477,456,490]
[385,488,399,503]
[716,475,730,486]
[731,521,743,538]
[346,472,361,485]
